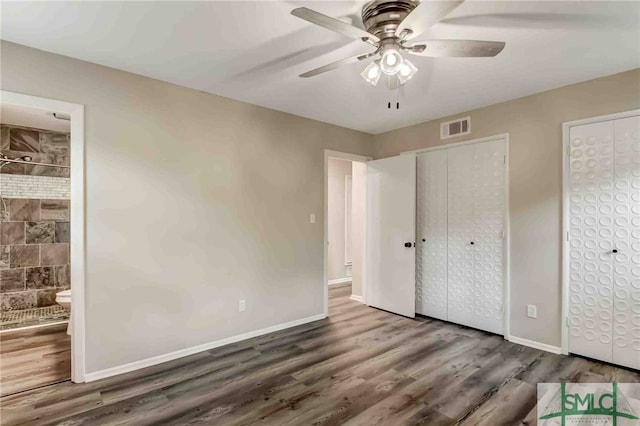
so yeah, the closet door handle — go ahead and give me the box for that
[612,249,618,253]
[404,242,412,248]
[470,241,475,245]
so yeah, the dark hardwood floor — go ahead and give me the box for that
[0,283,638,425]
[0,323,70,398]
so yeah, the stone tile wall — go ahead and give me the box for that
[0,199,70,310]
[1,124,70,177]
[0,124,71,311]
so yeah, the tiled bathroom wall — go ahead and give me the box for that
[1,124,70,177]
[0,124,71,311]
[1,174,70,200]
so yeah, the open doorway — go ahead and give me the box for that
[0,91,85,393]
[323,150,370,317]
[0,103,72,395]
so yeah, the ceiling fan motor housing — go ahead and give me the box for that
[362,0,419,39]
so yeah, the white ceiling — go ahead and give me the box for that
[1,1,639,134]
[0,103,71,133]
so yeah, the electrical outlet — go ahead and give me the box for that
[309,213,316,224]
[239,299,246,312]
[527,305,537,319]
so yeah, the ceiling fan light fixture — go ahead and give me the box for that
[380,48,403,75]
[361,61,382,86]
[291,1,506,92]
[398,59,418,83]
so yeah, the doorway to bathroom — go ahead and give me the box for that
[0,93,85,395]
[324,150,370,317]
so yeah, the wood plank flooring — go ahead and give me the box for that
[1,284,638,425]
[0,323,71,397]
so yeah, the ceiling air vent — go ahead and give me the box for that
[440,116,471,140]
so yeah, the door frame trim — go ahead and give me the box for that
[402,133,511,338]
[1,90,86,383]
[324,150,372,317]
[560,109,640,355]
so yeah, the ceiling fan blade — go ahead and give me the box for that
[395,1,465,40]
[406,40,505,57]
[300,52,377,78]
[292,7,379,43]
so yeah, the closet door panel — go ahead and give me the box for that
[416,150,448,319]
[612,116,640,370]
[568,120,614,363]
[447,144,477,328]
[471,140,505,334]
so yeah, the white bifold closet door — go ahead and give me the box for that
[416,150,448,320]
[567,115,640,370]
[416,139,505,335]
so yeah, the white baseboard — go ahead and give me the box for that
[328,277,352,286]
[507,335,562,355]
[349,294,363,303]
[84,313,327,383]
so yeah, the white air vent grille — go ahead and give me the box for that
[440,116,471,139]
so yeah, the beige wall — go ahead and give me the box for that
[327,158,352,281]
[2,39,636,368]
[0,41,373,373]
[374,68,640,347]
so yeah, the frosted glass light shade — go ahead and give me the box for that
[361,61,381,86]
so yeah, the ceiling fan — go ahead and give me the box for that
[291,0,505,90]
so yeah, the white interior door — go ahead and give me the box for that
[366,154,416,318]
[416,150,448,320]
[568,120,615,363]
[471,139,506,334]
[611,115,640,370]
[447,139,505,334]
[568,115,640,370]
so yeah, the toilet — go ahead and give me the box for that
[56,289,71,335]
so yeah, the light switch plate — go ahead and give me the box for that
[527,304,537,319]
[310,213,316,224]
[239,299,246,312]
